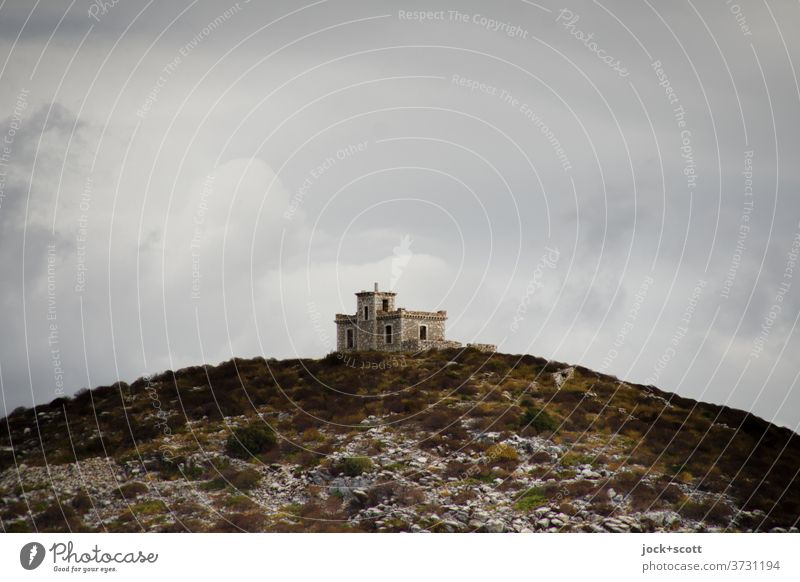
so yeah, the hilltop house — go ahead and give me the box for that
[334,283,495,353]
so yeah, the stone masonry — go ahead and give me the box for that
[335,283,495,353]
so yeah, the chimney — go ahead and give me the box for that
[374,282,379,292]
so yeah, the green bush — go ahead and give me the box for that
[514,487,548,512]
[132,500,167,516]
[226,423,277,459]
[521,406,559,433]
[337,456,373,477]
[200,478,227,491]
[559,452,594,467]
[679,499,733,525]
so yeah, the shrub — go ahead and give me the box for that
[627,484,662,512]
[530,450,553,464]
[559,452,593,467]
[657,483,686,505]
[302,428,324,442]
[115,482,148,499]
[226,423,277,459]
[212,512,266,532]
[35,504,82,532]
[148,452,186,480]
[336,456,373,477]
[521,406,559,434]
[444,460,470,479]
[227,468,262,491]
[182,462,206,480]
[132,500,167,516]
[200,478,227,491]
[422,409,458,430]
[679,498,734,525]
[223,494,257,512]
[6,519,33,532]
[566,480,598,498]
[2,499,29,519]
[514,487,548,512]
[321,352,344,367]
[452,489,477,505]
[590,499,616,517]
[486,443,520,464]
[610,467,647,494]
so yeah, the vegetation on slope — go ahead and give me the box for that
[0,348,797,532]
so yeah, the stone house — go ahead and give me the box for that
[335,283,495,353]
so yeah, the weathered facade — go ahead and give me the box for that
[335,283,495,353]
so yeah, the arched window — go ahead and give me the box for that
[419,325,427,340]
[363,305,369,319]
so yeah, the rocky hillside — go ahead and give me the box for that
[1,349,798,533]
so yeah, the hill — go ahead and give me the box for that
[1,348,798,532]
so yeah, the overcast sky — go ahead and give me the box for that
[1,0,799,430]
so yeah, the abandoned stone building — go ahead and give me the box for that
[335,283,495,353]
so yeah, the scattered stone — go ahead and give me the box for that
[485,520,504,533]
[1,388,776,535]
[552,367,575,389]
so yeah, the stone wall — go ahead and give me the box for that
[376,313,403,352]
[351,290,398,350]
[335,316,357,352]
[401,339,463,352]
[466,343,497,353]
[396,312,446,345]
[337,311,450,353]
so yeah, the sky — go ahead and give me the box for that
[0,0,799,431]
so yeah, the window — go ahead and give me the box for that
[382,299,389,311]
[346,328,354,349]
[419,325,427,340]
[385,325,393,344]
[363,305,369,319]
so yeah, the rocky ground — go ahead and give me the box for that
[1,350,798,532]
[0,415,793,533]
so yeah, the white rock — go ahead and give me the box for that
[485,520,504,533]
